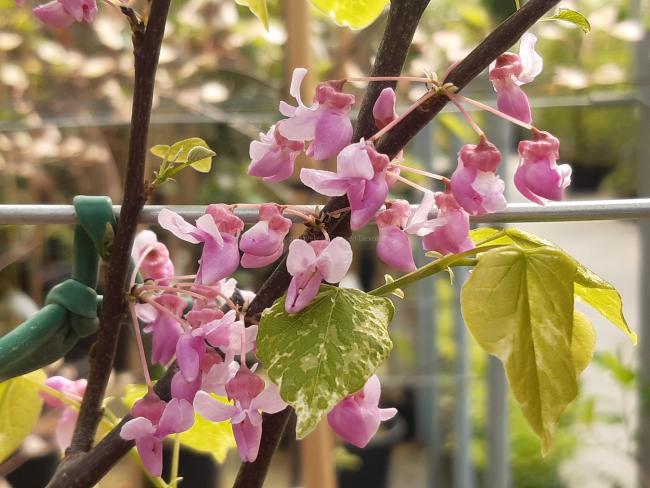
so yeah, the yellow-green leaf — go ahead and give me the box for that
[150,144,172,160]
[0,370,46,462]
[574,268,636,344]
[549,8,591,33]
[186,145,215,173]
[235,0,269,30]
[121,384,235,463]
[572,310,596,375]
[461,246,578,454]
[470,227,635,343]
[309,0,389,30]
[178,406,236,463]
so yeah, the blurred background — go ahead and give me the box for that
[0,0,648,486]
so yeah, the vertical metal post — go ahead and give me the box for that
[634,1,650,487]
[412,124,443,487]
[484,114,512,488]
[453,266,475,488]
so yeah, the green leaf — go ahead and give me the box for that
[461,246,578,454]
[309,0,389,30]
[150,138,215,173]
[257,285,394,438]
[122,384,235,463]
[470,228,635,343]
[549,8,591,33]
[0,370,46,462]
[235,0,269,30]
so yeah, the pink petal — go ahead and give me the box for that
[518,33,543,84]
[336,142,375,180]
[299,169,350,197]
[495,82,532,125]
[239,221,284,257]
[120,417,156,440]
[308,109,353,161]
[348,175,389,231]
[176,334,203,382]
[379,407,398,421]
[202,361,240,396]
[135,437,163,477]
[241,245,284,268]
[150,315,184,365]
[226,370,265,409]
[196,234,240,285]
[316,237,353,283]
[278,106,320,141]
[250,383,287,414]
[372,88,397,129]
[327,398,378,448]
[289,67,308,107]
[158,209,200,244]
[406,191,436,232]
[377,226,416,273]
[286,239,317,276]
[194,391,239,422]
[285,269,323,314]
[157,398,195,437]
[232,418,263,462]
[33,1,75,28]
[55,408,78,452]
[196,214,224,246]
[171,371,202,403]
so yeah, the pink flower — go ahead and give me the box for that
[278,68,355,160]
[240,204,292,268]
[131,230,175,283]
[450,138,507,216]
[515,129,572,204]
[158,205,243,285]
[372,88,397,129]
[327,375,397,448]
[248,123,304,182]
[121,393,194,477]
[33,0,97,28]
[194,370,287,462]
[407,191,473,255]
[40,376,87,452]
[285,237,352,313]
[300,141,390,230]
[136,293,186,365]
[203,310,258,363]
[375,200,416,273]
[489,33,543,124]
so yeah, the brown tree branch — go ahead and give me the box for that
[42,0,561,486]
[46,1,171,486]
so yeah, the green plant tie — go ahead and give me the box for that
[0,196,116,382]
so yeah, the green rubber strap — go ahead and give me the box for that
[0,196,117,381]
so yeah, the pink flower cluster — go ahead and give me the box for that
[115,219,397,473]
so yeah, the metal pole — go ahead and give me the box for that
[1,199,650,225]
[634,0,650,486]
[412,123,443,487]
[453,266,475,488]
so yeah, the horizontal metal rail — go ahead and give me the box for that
[0,199,649,225]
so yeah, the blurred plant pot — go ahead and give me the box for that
[337,413,407,488]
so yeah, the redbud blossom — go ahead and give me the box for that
[136,293,186,365]
[121,393,194,477]
[240,203,292,268]
[40,376,87,452]
[515,129,572,204]
[372,88,398,129]
[451,138,507,216]
[375,200,416,273]
[300,141,391,230]
[248,123,304,182]
[327,375,397,448]
[407,191,473,255]
[131,230,175,283]
[33,0,97,28]
[489,33,542,124]
[158,205,243,285]
[194,370,287,462]
[278,68,355,160]
[285,237,353,313]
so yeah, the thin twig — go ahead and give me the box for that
[46,1,171,486]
